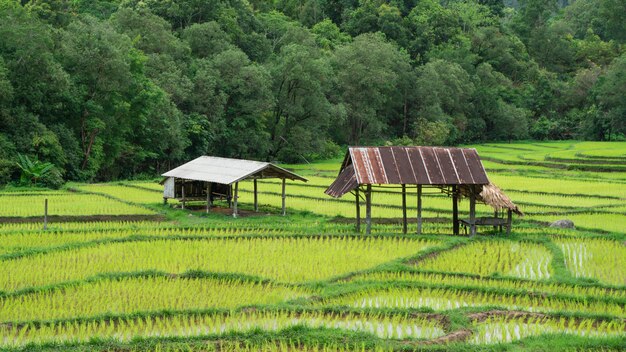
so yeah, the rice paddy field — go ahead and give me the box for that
[0,141,624,351]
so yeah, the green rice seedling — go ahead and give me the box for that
[417,240,553,280]
[488,174,626,199]
[0,223,338,256]
[352,271,626,300]
[325,287,624,317]
[75,184,164,204]
[558,238,626,286]
[0,237,438,290]
[0,220,161,233]
[504,191,618,208]
[0,277,310,322]
[0,193,154,217]
[470,315,626,344]
[0,310,443,347]
[124,181,165,192]
[534,213,626,234]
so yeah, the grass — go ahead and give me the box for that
[0,236,439,290]
[415,240,553,280]
[0,141,625,350]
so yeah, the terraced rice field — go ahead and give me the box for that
[0,141,624,351]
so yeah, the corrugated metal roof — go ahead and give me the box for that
[325,146,489,197]
[326,164,359,198]
[162,156,307,185]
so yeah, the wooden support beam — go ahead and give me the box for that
[229,185,233,208]
[355,188,361,233]
[181,179,186,210]
[233,182,239,218]
[365,184,372,235]
[401,184,407,234]
[506,209,512,234]
[254,179,258,212]
[469,185,476,236]
[417,185,422,235]
[206,182,212,213]
[494,210,499,231]
[452,185,459,236]
[281,178,286,216]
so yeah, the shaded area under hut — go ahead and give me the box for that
[161,156,307,217]
[325,146,522,235]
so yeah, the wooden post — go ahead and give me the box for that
[233,182,239,218]
[254,178,258,212]
[452,185,459,236]
[181,179,185,210]
[365,184,372,235]
[417,185,422,235]
[401,184,407,234]
[228,185,233,208]
[281,178,286,216]
[44,198,48,231]
[206,182,212,213]
[469,185,476,236]
[494,210,499,231]
[506,209,512,234]
[355,188,361,233]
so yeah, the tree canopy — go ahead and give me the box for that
[0,0,624,186]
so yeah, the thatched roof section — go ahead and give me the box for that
[478,182,523,216]
[458,182,522,216]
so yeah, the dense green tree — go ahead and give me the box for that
[311,19,351,50]
[57,15,135,178]
[591,54,626,140]
[266,44,333,161]
[414,59,475,143]
[332,33,411,144]
[0,0,624,186]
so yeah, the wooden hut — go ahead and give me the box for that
[162,156,307,217]
[325,146,522,235]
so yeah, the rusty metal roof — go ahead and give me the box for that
[325,146,489,197]
[162,156,307,185]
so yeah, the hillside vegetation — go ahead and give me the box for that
[0,0,625,185]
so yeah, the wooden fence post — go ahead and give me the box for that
[44,198,48,231]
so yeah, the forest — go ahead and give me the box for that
[0,0,624,185]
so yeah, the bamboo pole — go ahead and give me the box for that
[365,184,372,235]
[401,184,407,234]
[417,185,422,234]
[355,188,360,233]
[233,182,239,218]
